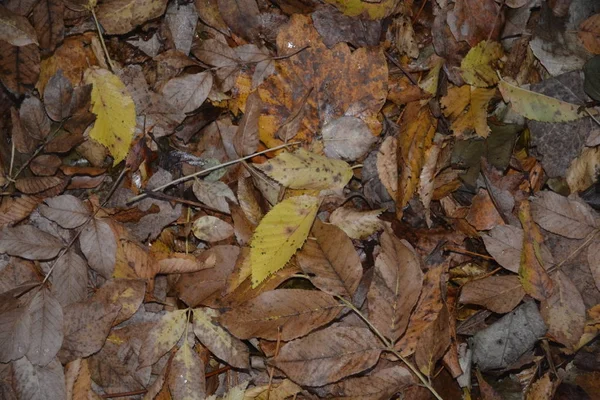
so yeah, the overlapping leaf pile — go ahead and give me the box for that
[2,0,600,398]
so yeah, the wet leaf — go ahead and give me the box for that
[31,0,63,54]
[250,195,319,287]
[219,289,342,340]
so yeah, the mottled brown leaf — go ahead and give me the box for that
[59,300,120,362]
[530,191,597,239]
[158,252,215,274]
[233,90,261,156]
[414,303,451,376]
[219,289,342,341]
[31,0,63,54]
[272,325,382,387]
[30,154,62,177]
[217,0,261,42]
[93,278,145,326]
[482,225,523,273]
[138,309,187,368]
[12,357,66,400]
[0,303,31,362]
[367,227,423,342]
[0,225,63,260]
[15,176,64,195]
[0,42,39,95]
[39,194,90,229]
[329,207,384,240]
[540,271,586,349]
[96,0,169,35]
[459,275,525,314]
[79,218,116,279]
[43,70,72,121]
[20,96,51,140]
[49,249,87,307]
[446,0,503,47]
[11,106,38,153]
[0,195,40,229]
[161,71,213,114]
[168,339,205,400]
[322,116,377,162]
[296,219,362,298]
[0,5,38,46]
[376,135,397,197]
[26,288,63,366]
[192,179,237,214]
[192,307,249,369]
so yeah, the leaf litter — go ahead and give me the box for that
[1,0,600,399]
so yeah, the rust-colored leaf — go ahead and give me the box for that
[367,227,423,342]
[459,275,525,314]
[272,325,382,387]
[414,303,450,376]
[0,195,40,229]
[15,176,64,195]
[296,219,362,298]
[219,289,342,341]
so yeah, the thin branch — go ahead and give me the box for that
[548,228,599,274]
[385,52,418,86]
[89,6,115,71]
[126,142,301,204]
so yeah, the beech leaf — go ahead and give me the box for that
[250,195,319,287]
[0,225,63,260]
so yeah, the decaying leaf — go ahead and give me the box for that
[460,41,503,88]
[0,5,38,46]
[256,149,353,190]
[459,275,525,314]
[96,0,169,35]
[192,216,234,242]
[38,194,90,229]
[138,309,187,368]
[0,225,63,260]
[530,190,597,239]
[272,325,382,387]
[250,195,319,287]
[79,218,116,279]
[26,288,63,366]
[328,207,384,240]
[168,338,206,400]
[219,289,342,340]
[161,71,213,114]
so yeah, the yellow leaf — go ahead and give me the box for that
[256,149,353,190]
[460,40,504,88]
[442,85,495,138]
[138,309,187,367]
[566,147,600,192]
[251,195,319,287]
[84,67,136,165]
[499,78,591,122]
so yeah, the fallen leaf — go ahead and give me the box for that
[219,289,342,340]
[465,188,505,230]
[272,325,382,387]
[329,207,384,240]
[460,41,503,87]
[530,191,597,239]
[578,14,600,54]
[0,4,38,46]
[49,249,88,307]
[482,225,523,273]
[256,149,353,190]
[415,303,450,376]
[376,135,398,197]
[0,195,41,229]
[12,357,66,400]
[296,219,362,298]
[158,252,215,274]
[322,116,377,162]
[26,288,63,366]
[192,179,237,214]
[161,71,213,114]
[31,0,63,54]
[459,275,525,313]
[367,227,423,342]
[0,303,32,363]
[93,279,145,326]
[85,67,136,165]
[0,225,63,260]
[250,195,319,287]
[566,147,600,193]
[79,218,116,279]
[43,70,72,121]
[192,307,249,369]
[192,216,234,242]
[168,339,206,400]
[0,42,40,95]
[138,309,187,368]
[96,0,169,35]
[38,194,90,229]
[446,0,503,47]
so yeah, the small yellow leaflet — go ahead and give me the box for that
[251,195,319,288]
[85,67,136,165]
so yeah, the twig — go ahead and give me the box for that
[385,52,418,86]
[126,142,301,204]
[336,296,443,400]
[548,228,599,274]
[89,6,115,71]
[444,246,494,260]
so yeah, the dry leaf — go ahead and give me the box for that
[192,216,234,242]
[322,116,377,162]
[12,357,66,399]
[138,309,187,368]
[79,218,116,279]
[530,191,597,239]
[168,339,206,400]
[161,71,213,114]
[38,194,90,229]
[192,180,237,214]
[26,288,63,366]
[93,279,145,326]
[219,289,342,340]
[376,135,398,197]
[49,249,88,307]
[459,275,525,314]
[0,4,38,46]
[0,225,63,260]
[96,0,169,35]
[482,225,523,273]
[0,303,32,363]
[43,70,72,121]
[0,195,41,229]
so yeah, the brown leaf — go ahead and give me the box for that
[465,188,505,231]
[93,278,145,326]
[49,249,88,307]
[397,102,436,219]
[192,38,240,69]
[217,0,261,42]
[192,180,237,214]
[0,225,63,260]
[395,264,446,356]
[12,357,66,400]
[314,364,414,399]
[482,225,523,273]
[530,191,597,239]
[376,135,398,197]
[168,339,206,400]
[540,271,586,349]
[192,307,249,369]
[296,219,362,298]
[192,215,234,242]
[25,288,63,366]
[415,303,451,376]
[176,245,239,307]
[15,176,64,195]
[459,275,525,314]
[79,218,116,279]
[31,0,63,54]
[272,325,382,387]
[165,1,197,55]
[158,252,215,274]
[20,96,51,140]
[322,116,377,162]
[0,4,38,46]
[0,303,31,362]
[329,207,384,240]
[11,106,38,153]
[96,0,169,35]
[0,42,39,95]
[233,90,261,157]
[219,289,342,341]
[59,300,120,363]
[43,70,72,121]
[39,194,90,229]
[161,71,213,114]
[446,0,503,47]
[475,369,503,400]
[138,309,187,368]
[0,195,41,229]
[30,154,62,176]
[519,201,554,301]
[587,236,600,291]
[367,227,423,342]
[578,14,600,54]
[525,372,557,400]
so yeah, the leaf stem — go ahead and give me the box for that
[126,142,301,204]
[89,6,115,71]
[335,296,443,400]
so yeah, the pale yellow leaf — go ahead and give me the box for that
[138,309,187,368]
[251,195,319,287]
[84,67,136,165]
[460,40,504,88]
[566,147,600,193]
[329,207,384,240]
[192,216,234,242]
[256,149,353,190]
